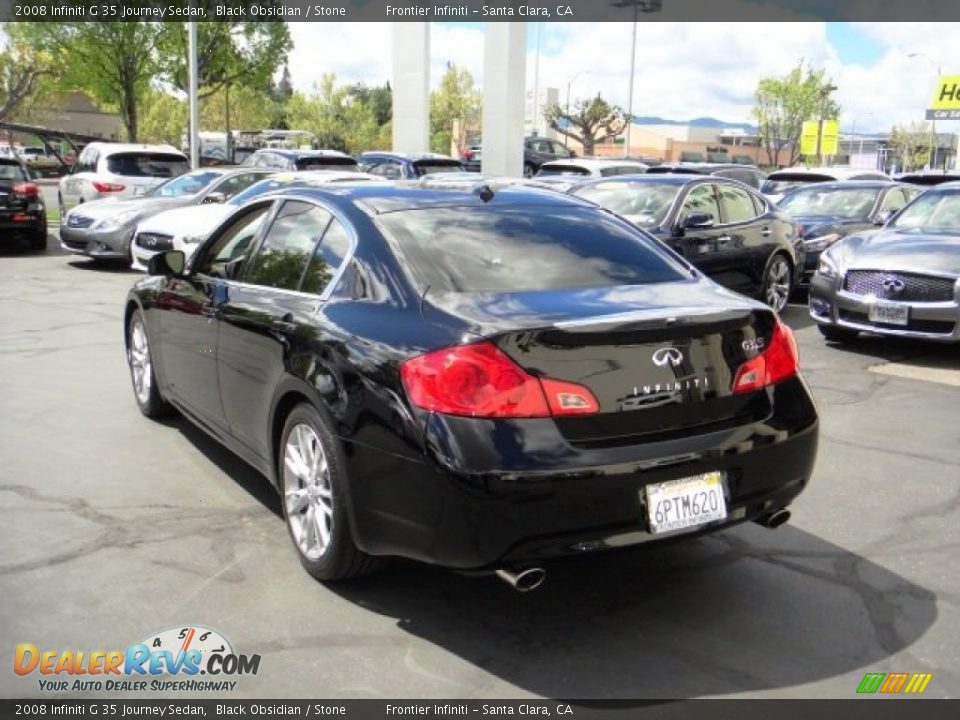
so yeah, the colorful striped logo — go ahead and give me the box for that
[856,672,933,694]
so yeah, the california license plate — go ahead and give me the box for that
[644,471,727,534]
[869,300,909,326]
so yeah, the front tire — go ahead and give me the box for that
[127,310,171,418]
[818,324,859,343]
[279,403,385,582]
[763,254,792,313]
[523,163,535,178]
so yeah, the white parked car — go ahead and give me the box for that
[761,167,891,204]
[130,170,380,271]
[534,158,649,191]
[58,142,189,216]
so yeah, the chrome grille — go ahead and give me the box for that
[844,271,956,302]
[134,232,173,251]
[66,214,94,229]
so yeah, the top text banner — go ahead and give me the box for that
[4,0,960,22]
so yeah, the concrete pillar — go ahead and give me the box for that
[391,22,430,154]
[482,22,527,177]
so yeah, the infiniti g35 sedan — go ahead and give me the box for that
[124,183,819,585]
[810,183,960,343]
[571,175,804,312]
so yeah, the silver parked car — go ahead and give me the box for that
[810,183,960,343]
[60,167,271,264]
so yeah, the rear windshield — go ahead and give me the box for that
[761,173,833,195]
[898,174,960,186]
[376,206,687,293]
[106,153,188,178]
[294,157,358,171]
[536,164,591,177]
[413,161,463,176]
[0,161,28,181]
[646,166,704,175]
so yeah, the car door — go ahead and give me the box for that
[155,200,275,432]
[873,187,910,225]
[216,199,342,457]
[62,147,96,210]
[713,181,771,293]
[665,183,730,279]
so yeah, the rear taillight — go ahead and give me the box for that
[12,182,38,198]
[462,150,473,160]
[795,222,804,238]
[92,181,125,192]
[732,319,800,394]
[401,341,599,418]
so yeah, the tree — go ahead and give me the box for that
[15,22,167,141]
[287,75,392,154]
[139,89,187,146]
[346,82,392,127]
[0,27,53,122]
[888,122,934,172]
[752,61,840,168]
[543,95,628,155]
[430,64,479,155]
[270,66,295,129]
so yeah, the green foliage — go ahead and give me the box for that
[201,85,275,133]
[287,75,393,154]
[543,95,628,155]
[139,89,187,146]
[888,122,935,172]
[430,64,479,155]
[0,26,55,122]
[752,61,840,167]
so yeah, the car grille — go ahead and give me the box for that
[66,214,94,229]
[838,309,956,335]
[134,232,174,251]
[844,270,956,302]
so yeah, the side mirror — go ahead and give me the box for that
[874,208,900,226]
[683,212,715,229]
[147,250,186,277]
[202,191,226,204]
[568,149,577,158]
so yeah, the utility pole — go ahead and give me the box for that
[624,2,638,157]
[187,20,199,170]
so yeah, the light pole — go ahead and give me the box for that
[907,52,941,169]
[531,22,542,138]
[616,1,664,158]
[187,20,199,170]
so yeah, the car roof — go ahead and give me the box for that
[651,162,760,172]
[257,148,352,159]
[540,158,649,169]
[85,142,185,156]
[277,181,595,215]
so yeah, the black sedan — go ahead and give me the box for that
[778,181,922,284]
[0,157,46,251]
[124,183,818,587]
[571,175,804,312]
[810,183,960,343]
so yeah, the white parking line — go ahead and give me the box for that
[868,362,960,387]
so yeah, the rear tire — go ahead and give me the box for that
[279,403,386,582]
[31,220,48,252]
[523,163,535,178]
[818,324,859,343]
[762,253,792,313]
[126,310,172,418]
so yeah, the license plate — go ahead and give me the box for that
[868,301,909,326]
[132,187,145,196]
[644,471,727,534]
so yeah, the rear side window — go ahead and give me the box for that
[295,157,358,171]
[245,200,331,291]
[301,218,352,295]
[413,161,463,176]
[717,184,759,224]
[106,153,188,178]
[376,206,687,293]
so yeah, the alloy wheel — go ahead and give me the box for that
[128,319,152,405]
[283,423,333,561]
[765,257,791,312]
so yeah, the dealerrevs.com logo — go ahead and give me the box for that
[14,625,261,693]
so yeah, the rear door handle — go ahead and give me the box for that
[761,227,772,237]
[716,235,732,247]
[271,314,297,333]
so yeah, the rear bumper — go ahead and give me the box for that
[809,272,960,341]
[60,225,133,260]
[341,377,819,569]
[0,211,44,237]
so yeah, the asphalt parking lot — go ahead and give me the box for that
[1,234,958,700]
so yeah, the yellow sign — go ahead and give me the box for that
[820,119,839,155]
[800,121,820,156]
[929,75,960,110]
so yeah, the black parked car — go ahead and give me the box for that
[358,151,463,179]
[125,183,818,587]
[571,175,804,312]
[0,157,46,251]
[461,137,576,176]
[242,149,359,172]
[646,162,767,190]
[777,181,922,284]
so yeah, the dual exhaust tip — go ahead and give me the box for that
[494,508,790,592]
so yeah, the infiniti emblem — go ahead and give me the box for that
[652,347,684,367]
[882,276,905,294]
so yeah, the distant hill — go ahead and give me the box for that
[631,115,758,132]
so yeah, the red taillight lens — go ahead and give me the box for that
[12,182,38,198]
[732,319,799,394]
[401,341,599,418]
[92,181,125,192]
[462,150,473,160]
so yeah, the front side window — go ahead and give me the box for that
[681,184,722,224]
[212,172,269,200]
[195,203,273,278]
[147,171,220,198]
[244,201,332,291]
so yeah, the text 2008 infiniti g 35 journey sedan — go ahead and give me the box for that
[124,183,818,588]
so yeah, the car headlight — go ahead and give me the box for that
[804,233,840,252]
[817,254,839,279]
[94,210,140,231]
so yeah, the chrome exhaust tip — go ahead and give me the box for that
[495,567,547,592]
[756,508,791,529]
